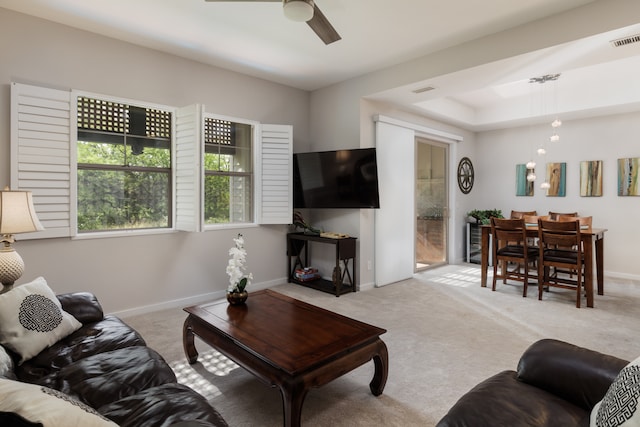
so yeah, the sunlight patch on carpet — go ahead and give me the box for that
[419,266,486,287]
[170,349,239,400]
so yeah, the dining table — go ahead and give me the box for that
[479,224,607,308]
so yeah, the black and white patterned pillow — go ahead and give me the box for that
[0,277,82,364]
[591,356,640,427]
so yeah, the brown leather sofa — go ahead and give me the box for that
[6,292,228,427]
[437,339,629,427]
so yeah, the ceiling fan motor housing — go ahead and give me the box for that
[283,0,314,22]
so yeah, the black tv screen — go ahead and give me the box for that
[293,148,380,209]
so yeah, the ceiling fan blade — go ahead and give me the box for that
[205,0,341,44]
[307,4,341,45]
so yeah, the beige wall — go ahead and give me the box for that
[475,111,640,278]
[3,0,640,316]
[0,9,310,314]
[309,0,640,282]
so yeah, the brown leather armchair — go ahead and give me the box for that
[437,339,628,427]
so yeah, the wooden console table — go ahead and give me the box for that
[287,232,357,296]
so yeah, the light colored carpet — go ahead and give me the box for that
[124,264,640,426]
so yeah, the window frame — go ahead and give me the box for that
[71,90,177,239]
[202,112,259,230]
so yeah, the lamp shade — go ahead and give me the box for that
[0,190,44,235]
[283,0,314,22]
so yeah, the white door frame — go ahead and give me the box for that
[373,115,462,287]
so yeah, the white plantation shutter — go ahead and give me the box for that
[10,85,294,236]
[258,124,292,224]
[174,104,203,232]
[10,83,72,239]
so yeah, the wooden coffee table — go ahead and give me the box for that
[183,289,388,427]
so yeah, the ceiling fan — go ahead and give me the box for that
[204,0,341,45]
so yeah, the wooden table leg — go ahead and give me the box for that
[583,234,594,308]
[595,235,604,295]
[276,338,388,427]
[481,226,489,287]
[369,339,388,396]
[183,316,199,364]
[279,379,307,427]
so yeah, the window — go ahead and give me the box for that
[11,83,293,240]
[203,116,254,224]
[76,96,172,232]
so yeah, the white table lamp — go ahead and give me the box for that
[0,188,44,293]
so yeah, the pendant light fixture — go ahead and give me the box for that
[529,73,562,189]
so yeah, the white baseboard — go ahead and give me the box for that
[115,277,288,319]
[359,281,376,291]
[604,270,640,282]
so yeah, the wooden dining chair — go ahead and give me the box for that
[548,211,578,220]
[510,211,539,257]
[521,215,549,257]
[510,210,537,219]
[557,215,592,228]
[490,217,538,297]
[522,215,550,225]
[537,218,585,308]
[555,216,592,277]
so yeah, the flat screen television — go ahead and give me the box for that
[293,148,380,209]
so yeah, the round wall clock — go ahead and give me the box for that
[457,157,474,194]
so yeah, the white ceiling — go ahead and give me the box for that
[371,21,640,130]
[3,0,640,131]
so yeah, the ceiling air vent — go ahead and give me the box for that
[610,34,640,47]
[412,86,435,94]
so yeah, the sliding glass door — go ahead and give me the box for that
[416,138,448,270]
